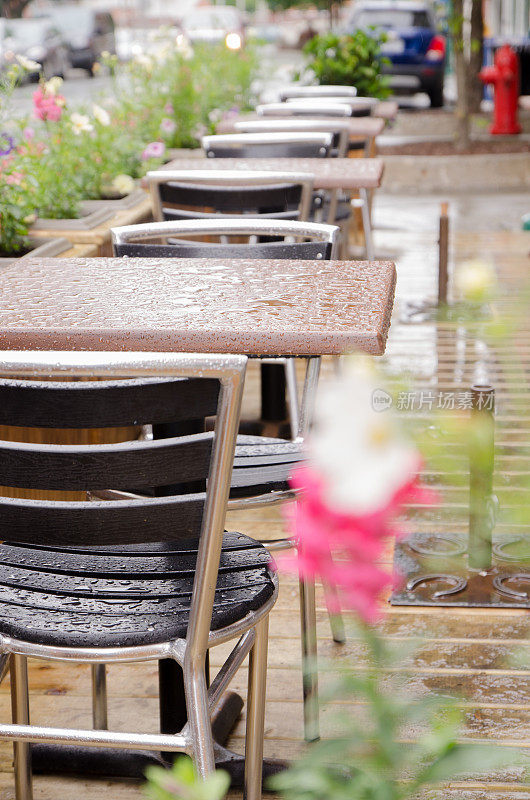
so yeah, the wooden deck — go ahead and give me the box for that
[0,222,528,798]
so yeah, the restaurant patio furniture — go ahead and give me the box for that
[0,350,277,800]
[279,85,358,100]
[284,96,379,117]
[231,119,351,157]
[146,169,316,224]
[0,255,396,782]
[202,131,334,159]
[160,155,383,259]
[257,101,355,118]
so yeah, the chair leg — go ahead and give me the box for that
[183,657,215,777]
[0,652,9,684]
[244,617,269,800]
[360,188,374,260]
[299,577,319,742]
[91,664,108,730]
[284,358,300,440]
[10,654,32,800]
[322,581,346,644]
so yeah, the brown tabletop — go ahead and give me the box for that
[0,257,396,356]
[162,157,384,190]
[217,115,386,139]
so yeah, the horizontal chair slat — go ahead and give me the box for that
[0,378,219,428]
[0,433,213,491]
[0,495,205,546]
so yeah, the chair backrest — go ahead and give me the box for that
[285,96,378,117]
[202,131,334,159]
[0,350,246,655]
[233,120,350,158]
[279,85,358,100]
[256,102,354,118]
[146,169,314,223]
[111,218,340,261]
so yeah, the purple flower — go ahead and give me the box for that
[0,133,15,157]
[141,140,166,161]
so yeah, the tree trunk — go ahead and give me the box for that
[452,0,471,149]
[467,0,484,113]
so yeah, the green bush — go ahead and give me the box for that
[301,30,391,98]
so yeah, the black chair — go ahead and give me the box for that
[0,351,276,800]
[202,131,334,159]
[147,169,315,225]
[110,218,343,742]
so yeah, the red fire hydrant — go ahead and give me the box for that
[479,44,521,135]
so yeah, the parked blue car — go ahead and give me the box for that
[344,0,446,107]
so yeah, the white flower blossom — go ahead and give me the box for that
[309,357,418,515]
[454,259,497,303]
[92,104,110,126]
[70,112,94,136]
[44,76,63,95]
[112,174,135,195]
[15,54,41,72]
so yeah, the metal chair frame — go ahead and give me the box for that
[279,85,358,100]
[202,131,334,160]
[256,102,354,118]
[110,221,343,740]
[233,120,350,158]
[0,350,276,800]
[285,96,378,114]
[146,169,316,224]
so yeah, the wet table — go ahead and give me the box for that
[161,156,384,192]
[0,256,396,782]
[216,115,386,153]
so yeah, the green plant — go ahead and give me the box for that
[301,31,391,98]
[270,624,527,800]
[144,756,229,800]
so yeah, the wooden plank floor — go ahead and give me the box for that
[0,221,529,798]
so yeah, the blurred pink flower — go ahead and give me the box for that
[22,126,35,141]
[33,88,64,122]
[141,140,165,160]
[281,463,435,623]
[164,103,174,115]
[160,117,176,135]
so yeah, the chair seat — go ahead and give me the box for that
[232,434,303,494]
[0,533,275,649]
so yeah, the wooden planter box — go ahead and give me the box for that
[29,192,153,256]
[0,237,71,268]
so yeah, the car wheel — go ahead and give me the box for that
[428,82,444,108]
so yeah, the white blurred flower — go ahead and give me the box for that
[454,259,497,303]
[44,76,63,95]
[92,104,110,126]
[309,357,419,516]
[15,54,41,72]
[134,53,153,70]
[175,33,193,60]
[70,112,94,135]
[112,174,135,195]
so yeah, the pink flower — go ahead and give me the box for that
[33,88,64,122]
[22,126,35,141]
[160,117,176,135]
[141,140,166,161]
[280,464,435,624]
[164,103,174,115]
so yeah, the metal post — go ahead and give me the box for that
[469,384,495,571]
[438,202,449,305]
[10,654,33,800]
[91,665,108,730]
